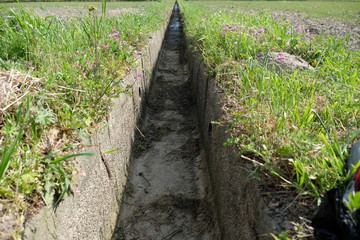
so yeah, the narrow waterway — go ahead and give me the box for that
[111,3,219,240]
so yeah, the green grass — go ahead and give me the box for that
[179,0,360,200]
[0,1,152,9]
[0,0,172,235]
[188,1,360,22]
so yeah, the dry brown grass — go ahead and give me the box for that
[0,69,42,127]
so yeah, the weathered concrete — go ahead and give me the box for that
[23,14,171,240]
[112,7,220,239]
[185,41,274,239]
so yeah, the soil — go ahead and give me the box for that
[111,6,219,240]
[270,10,360,51]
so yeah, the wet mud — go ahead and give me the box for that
[111,4,219,240]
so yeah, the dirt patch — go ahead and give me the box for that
[270,10,360,51]
[259,173,318,239]
[112,6,219,240]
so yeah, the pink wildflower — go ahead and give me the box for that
[233,41,238,45]
[276,37,282,41]
[221,32,226,36]
[112,29,117,32]
[224,26,230,31]
[277,54,285,61]
[75,50,80,54]
[86,60,91,65]
[286,41,290,46]
[296,26,302,31]
[259,28,265,33]
[109,32,119,38]
[103,45,109,49]
[139,32,143,35]
[134,73,142,79]
[6,60,10,63]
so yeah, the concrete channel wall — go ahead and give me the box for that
[24,16,171,240]
[185,43,274,239]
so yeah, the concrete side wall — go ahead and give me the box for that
[185,42,273,240]
[24,19,170,240]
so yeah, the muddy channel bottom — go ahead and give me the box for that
[111,5,219,240]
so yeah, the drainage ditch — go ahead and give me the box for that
[111,4,220,240]
[24,3,272,240]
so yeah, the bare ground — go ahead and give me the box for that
[111,9,219,240]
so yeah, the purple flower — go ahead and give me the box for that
[15,26,21,31]
[75,50,80,54]
[233,41,238,45]
[224,26,230,31]
[109,32,120,38]
[103,45,109,49]
[276,37,282,41]
[221,32,226,36]
[139,32,143,35]
[112,29,117,32]
[286,41,290,46]
[259,28,265,33]
[277,54,285,61]
[6,60,10,63]
[86,60,91,65]
[296,26,302,31]
[134,73,142,79]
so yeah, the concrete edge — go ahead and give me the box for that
[184,39,274,239]
[23,13,171,240]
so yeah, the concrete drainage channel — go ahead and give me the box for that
[111,4,219,239]
[25,3,272,240]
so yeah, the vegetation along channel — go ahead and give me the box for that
[112,3,219,240]
[1,0,359,239]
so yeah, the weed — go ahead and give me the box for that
[180,0,360,198]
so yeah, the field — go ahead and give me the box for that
[0,0,359,239]
[180,0,359,237]
[188,1,360,22]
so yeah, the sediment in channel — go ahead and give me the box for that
[111,3,220,240]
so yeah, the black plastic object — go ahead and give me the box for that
[312,140,360,239]
[312,188,359,239]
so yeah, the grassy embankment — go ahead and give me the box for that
[0,0,171,229]
[179,0,360,208]
[188,1,360,23]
